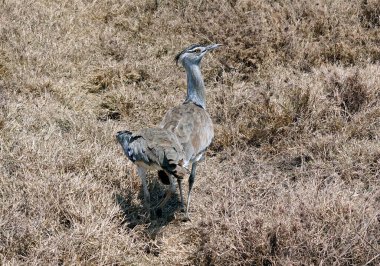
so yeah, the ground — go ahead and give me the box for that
[1,0,379,265]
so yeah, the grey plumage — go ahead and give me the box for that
[116,128,188,179]
[160,102,213,164]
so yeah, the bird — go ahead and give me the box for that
[116,43,221,221]
[116,128,189,217]
[159,43,222,220]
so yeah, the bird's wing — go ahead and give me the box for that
[159,105,194,144]
[127,133,151,164]
[159,102,214,162]
[131,128,189,178]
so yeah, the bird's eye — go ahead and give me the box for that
[190,48,201,53]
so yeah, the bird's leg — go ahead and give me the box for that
[177,178,186,213]
[154,174,176,216]
[137,167,150,217]
[185,162,198,220]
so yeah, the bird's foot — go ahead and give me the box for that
[177,211,190,222]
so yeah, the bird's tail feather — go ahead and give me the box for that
[116,130,134,160]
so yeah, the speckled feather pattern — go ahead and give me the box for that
[117,128,189,179]
[159,102,214,165]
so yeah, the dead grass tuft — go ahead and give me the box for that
[325,70,369,117]
[360,0,380,28]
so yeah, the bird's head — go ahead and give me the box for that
[175,43,222,67]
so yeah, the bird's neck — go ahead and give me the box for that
[184,64,206,109]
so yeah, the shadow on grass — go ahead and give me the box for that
[114,178,182,237]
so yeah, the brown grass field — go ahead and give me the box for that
[1,0,379,265]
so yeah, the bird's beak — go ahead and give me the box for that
[206,44,223,51]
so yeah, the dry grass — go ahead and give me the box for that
[1,0,379,265]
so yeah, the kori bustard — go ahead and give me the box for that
[116,43,221,220]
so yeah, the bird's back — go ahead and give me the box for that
[118,128,188,179]
[159,102,214,164]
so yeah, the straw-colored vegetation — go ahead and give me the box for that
[1,0,379,265]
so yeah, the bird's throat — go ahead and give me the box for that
[184,64,206,109]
